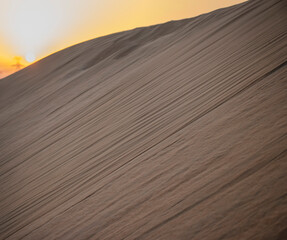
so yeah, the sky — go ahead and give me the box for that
[0,0,246,78]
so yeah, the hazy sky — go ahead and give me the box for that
[0,0,245,78]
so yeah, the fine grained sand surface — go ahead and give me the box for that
[0,0,287,239]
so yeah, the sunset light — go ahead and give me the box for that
[1,0,285,238]
[25,53,36,63]
[0,0,245,78]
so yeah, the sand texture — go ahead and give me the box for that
[0,0,287,239]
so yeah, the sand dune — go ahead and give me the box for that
[1,0,287,239]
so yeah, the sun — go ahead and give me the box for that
[25,53,36,63]
[3,0,64,65]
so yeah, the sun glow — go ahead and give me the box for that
[0,0,246,78]
[25,53,36,63]
[3,0,65,61]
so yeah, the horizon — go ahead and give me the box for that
[0,0,246,79]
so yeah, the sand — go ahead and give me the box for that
[0,0,287,239]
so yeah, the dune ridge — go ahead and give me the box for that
[0,0,287,239]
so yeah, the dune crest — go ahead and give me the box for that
[0,0,287,239]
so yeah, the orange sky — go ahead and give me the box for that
[0,0,246,78]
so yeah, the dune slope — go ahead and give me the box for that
[0,0,287,239]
